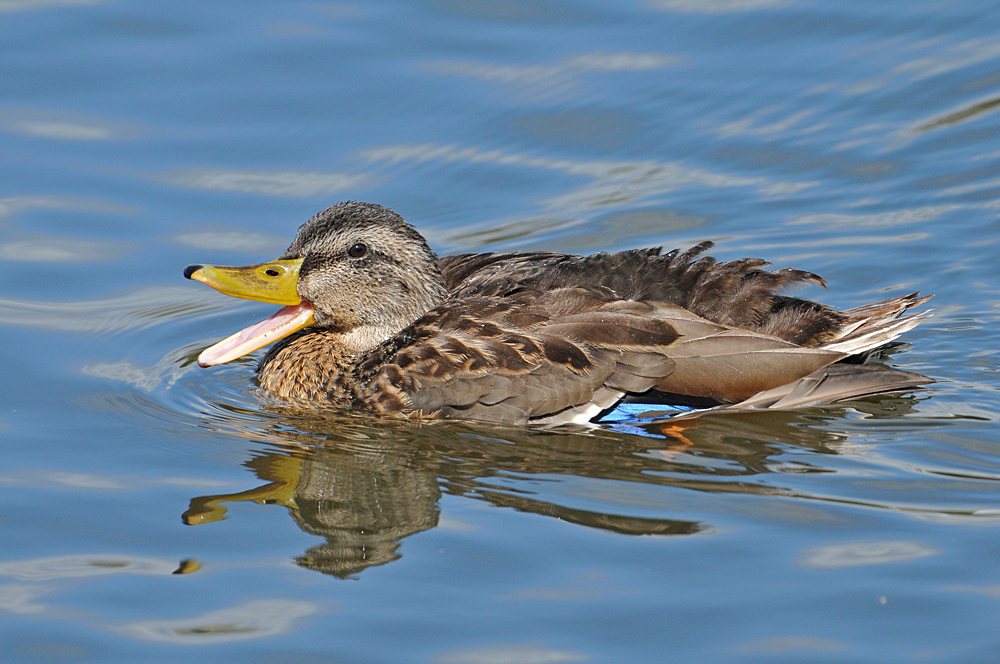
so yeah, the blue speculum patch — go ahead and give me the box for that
[597,402,698,424]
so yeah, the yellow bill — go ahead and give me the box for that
[184,259,315,367]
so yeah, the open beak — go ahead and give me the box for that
[184,259,315,367]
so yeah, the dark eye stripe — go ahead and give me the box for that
[370,249,403,267]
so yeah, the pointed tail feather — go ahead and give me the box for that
[839,293,933,325]
[822,310,931,355]
[824,292,932,352]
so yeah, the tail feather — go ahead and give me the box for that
[713,363,933,411]
[821,310,932,355]
[818,292,932,355]
[840,292,932,324]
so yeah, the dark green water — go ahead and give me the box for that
[2,1,999,662]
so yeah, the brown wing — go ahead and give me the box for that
[437,242,844,346]
[356,286,847,425]
[706,363,933,412]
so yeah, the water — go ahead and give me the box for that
[1,0,999,662]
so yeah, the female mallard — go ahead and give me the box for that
[185,201,932,425]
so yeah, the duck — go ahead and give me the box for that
[184,201,932,425]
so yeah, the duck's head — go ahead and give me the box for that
[186,201,447,367]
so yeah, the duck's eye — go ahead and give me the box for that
[347,243,368,258]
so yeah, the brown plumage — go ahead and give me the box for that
[187,201,933,425]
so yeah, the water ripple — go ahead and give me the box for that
[156,168,370,198]
[0,286,250,334]
[116,599,322,644]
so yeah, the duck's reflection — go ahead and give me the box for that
[184,395,924,577]
[184,439,440,578]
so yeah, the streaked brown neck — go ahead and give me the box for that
[258,329,363,405]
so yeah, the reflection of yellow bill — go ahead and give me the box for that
[172,559,202,575]
[183,455,302,525]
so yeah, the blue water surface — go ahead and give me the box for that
[1,1,999,662]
